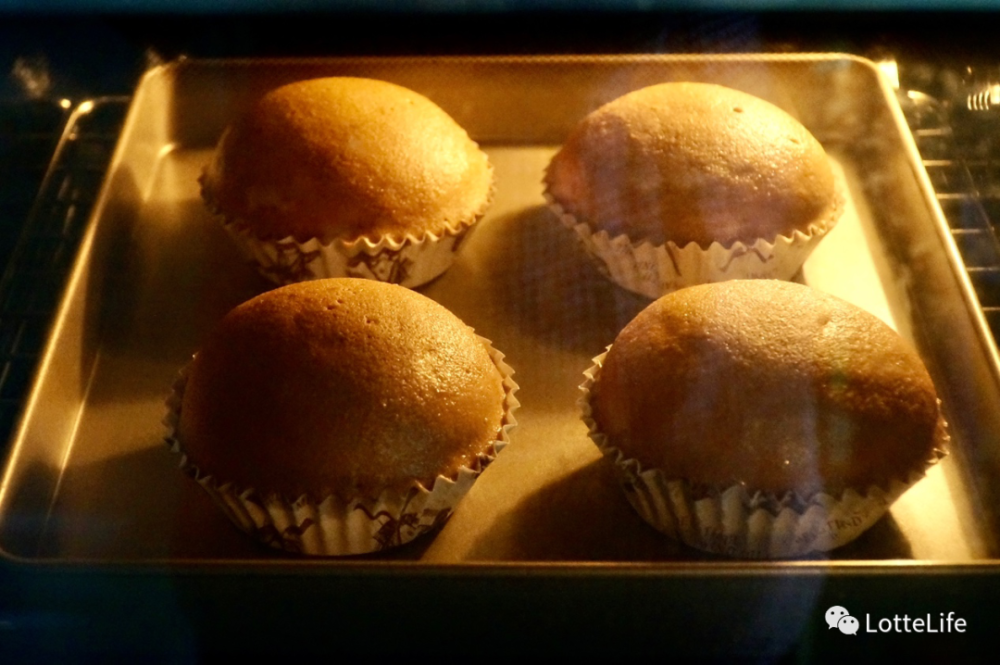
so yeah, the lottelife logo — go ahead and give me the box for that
[825,606,967,636]
[826,607,859,635]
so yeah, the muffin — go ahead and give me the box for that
[165,278,518,555]
[200,76,494,287]
[581,280,947,558]
[545,82,842,298]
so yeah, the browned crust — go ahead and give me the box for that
[201,77,494,244]
[591,280,942,497]
[545,82,840,248]
[177,278,506,501]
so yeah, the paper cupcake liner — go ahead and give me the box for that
[201,170,493,288]
[579,350,948,559]
[163,337,519,556]
[545,193,841,299]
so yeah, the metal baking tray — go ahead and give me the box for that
[3,55,1000,573]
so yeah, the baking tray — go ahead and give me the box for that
[3,55,1000,571]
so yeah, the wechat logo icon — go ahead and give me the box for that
[826,606,859,635]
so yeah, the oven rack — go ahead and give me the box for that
[0,98,127,452]
[900,89,1000,334]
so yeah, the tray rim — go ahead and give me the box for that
[2,52,998,574]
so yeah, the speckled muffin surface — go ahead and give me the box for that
[545,82,840,248]
[201,76,494,243]
[590,280,943,498]
[177,278,506,502]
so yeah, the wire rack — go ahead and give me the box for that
[0,98,128,452]
[900,88,1000,334]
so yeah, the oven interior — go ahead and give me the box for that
[3,9,1000,658]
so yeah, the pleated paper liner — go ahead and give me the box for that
[201,168,494,288]
[545,192,842,299]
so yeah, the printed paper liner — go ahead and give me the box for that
[579,350,948,559]
[164,337,519,556]
[201,169,493,288]
[545,193,841,299]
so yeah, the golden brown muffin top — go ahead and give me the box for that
[202,77,494,243]
[178,278,506,501]
[545,82,839,248]
[591,280,943,497]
